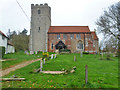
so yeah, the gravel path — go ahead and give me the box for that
[0,58,42,77]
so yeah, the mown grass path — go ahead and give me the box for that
[0,58,42,77]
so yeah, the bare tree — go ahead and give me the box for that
[96,2,120,54]
[96,2,120,40]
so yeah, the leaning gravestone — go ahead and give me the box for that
[35,51,38,54]
[80,51,83,57]
[51,54,53,59]
[54,54,57,59]
[44,59,45,64]
[26,51,29,55]
[74,56,76,62]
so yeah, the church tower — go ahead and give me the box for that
[29,3,51,52]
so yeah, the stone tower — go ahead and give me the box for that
[29,3,51,52]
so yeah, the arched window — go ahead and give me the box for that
[51,43,53,50]
[77,41,83,50]
[38,10,40,14]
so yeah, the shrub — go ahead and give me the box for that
[0,46,5,58]
[83,52,89,54]
[42,52,49,60]
[60,49,71,52]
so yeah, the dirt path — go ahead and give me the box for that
[0,58,42,77]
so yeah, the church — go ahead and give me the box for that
[29,3,99,53]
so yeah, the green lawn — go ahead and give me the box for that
[1,51,42,70]
[2,53,118,88]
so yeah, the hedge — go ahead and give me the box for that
[0,46,5,59]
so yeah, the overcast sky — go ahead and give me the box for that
[0,0,119,41]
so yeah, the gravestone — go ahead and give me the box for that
[44,59,45,64]
[80,51,83,57]
[74,56,76,62]
[26,51,29,55]
[51,54,53,59]
[35,51,38,54]
[54,54,57,59]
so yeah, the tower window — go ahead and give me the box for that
[38,27,40,32]
[38,10,40,14]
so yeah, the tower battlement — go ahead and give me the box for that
[29,3,51,52]
[31,3,50,9]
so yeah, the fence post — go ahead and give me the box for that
[85,65,88,84]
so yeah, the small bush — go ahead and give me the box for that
[60,49,71,52]
[83,52,89,54]
[42,52,49,60]
[0,46,5,58]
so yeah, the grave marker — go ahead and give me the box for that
[85,65,88,84]
[35,51,38,54]
[44,59,45,64]
[51,54,53,59]
[74,56,76,62]
[80,51,83,57]
[54,54,57,59]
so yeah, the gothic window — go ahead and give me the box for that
[86,40,88,47]
[38,27,40,32]
[70,34,74,39]
[38,10,41,14]
[63,34,67,39]
[51,43,53,49]
[76,34,81,39]
[57,34,60,39]
[77,41,83,50]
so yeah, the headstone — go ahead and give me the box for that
[44,59,45,64]
[80,51,83,57]
[26,51,29,55]
[40,60,43,72]
[35,51,38,54]
[74,56,76,62]
[51,54,53,59]
[85,65,88,84]
[30,51,32,55]
[54,54,57,59]
[24,51,27,54]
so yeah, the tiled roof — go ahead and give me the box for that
[48,26,91,33]
[91,31,98,40]
[0,30,8,38]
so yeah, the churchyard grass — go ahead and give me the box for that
[1,51,43,70]
[2,53,118,88]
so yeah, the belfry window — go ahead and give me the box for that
[38,27,40,32]
[38,10,40,14]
